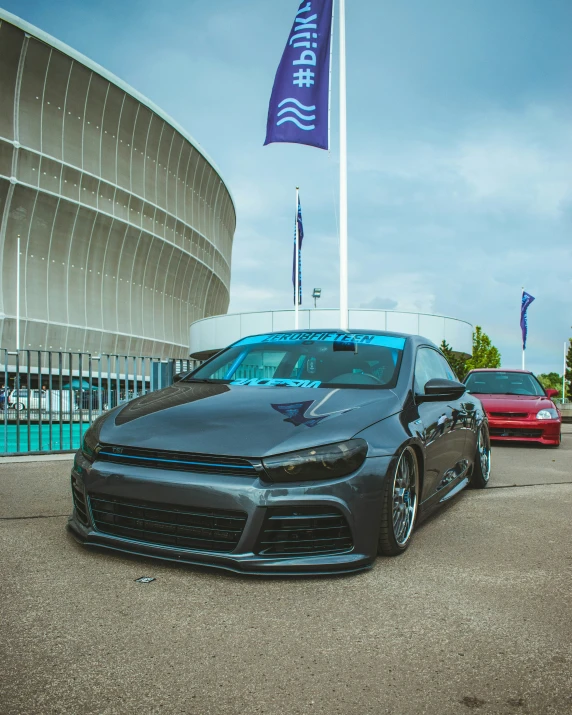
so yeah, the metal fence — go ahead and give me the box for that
[0,349,195,456]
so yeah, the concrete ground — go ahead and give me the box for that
[1,427,571,715]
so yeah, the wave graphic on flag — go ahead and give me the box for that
[277,99,316,130]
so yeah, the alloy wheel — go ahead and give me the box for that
[392,447,419,547]
[477,427,491,482]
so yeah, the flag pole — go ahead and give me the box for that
[16,233,20,351]
[339,0,348,330]
[295,186,300,330]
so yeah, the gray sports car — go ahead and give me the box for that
[68,330,490,575]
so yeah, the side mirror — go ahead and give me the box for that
[417,378,466,403]
[172,372,186,383]
[545,388,559,399]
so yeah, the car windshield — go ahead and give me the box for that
[465,371,546,396]
[186,332,406,389]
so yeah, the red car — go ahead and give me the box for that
[464,369,561,447]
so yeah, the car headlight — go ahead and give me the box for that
[536,409,559,420]
[262,439,368,483]
[81,413,108,462]
[81,429,99,462]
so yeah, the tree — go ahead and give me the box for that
[566,338,572,400]
[439,341,468,380]
[464,326,501,372]
[537,372,563,398]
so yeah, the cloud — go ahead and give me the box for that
[360,297,398,310]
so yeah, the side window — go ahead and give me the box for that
[434,352,456,381]
[414,348,454,393]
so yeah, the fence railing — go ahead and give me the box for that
[0,349,195,456]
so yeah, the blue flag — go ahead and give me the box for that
[520,291,535,350]
[265,0,333,150]
[293,196,304,304]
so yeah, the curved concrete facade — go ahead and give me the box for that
[0,10,235,358]
[190,310,473,360]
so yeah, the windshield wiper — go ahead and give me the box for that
[182,378,228,384]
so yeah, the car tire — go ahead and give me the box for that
[469,423,491,489]
[378,445,420,557]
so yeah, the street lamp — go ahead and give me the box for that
[312,288,322,308]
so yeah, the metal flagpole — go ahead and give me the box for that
[339,0,348,330]
[295,187,300,330]
[16,233,20,351]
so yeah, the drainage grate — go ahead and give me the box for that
[89,495,247,553]
[256,506,353,557]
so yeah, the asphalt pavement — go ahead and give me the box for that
[1,427,571,715]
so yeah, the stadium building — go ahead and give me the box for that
[0,10,235,359]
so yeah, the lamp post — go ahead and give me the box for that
[312,288,322,309]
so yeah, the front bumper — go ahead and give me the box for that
[488,417,561,445]
[68,451,393,576]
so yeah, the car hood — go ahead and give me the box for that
[98,382,402,458]
[473,393,556,414]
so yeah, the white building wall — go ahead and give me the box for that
[190,310,473,358]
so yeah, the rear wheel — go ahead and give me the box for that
[378,446,420,556]
[470,423,491,489]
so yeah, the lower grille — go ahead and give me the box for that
[490,428,542,438]
[71,475,89,526]
[257,506,353,557]
[89,495,247,553]
[489,412,528,419]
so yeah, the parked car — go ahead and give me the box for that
[69,330,490,576]
[8,388,78,414]
[464,368,561,447]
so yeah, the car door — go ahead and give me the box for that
[414,347,467,500]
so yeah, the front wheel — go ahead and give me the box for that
[378,446,420,556]
[470,423,491,489]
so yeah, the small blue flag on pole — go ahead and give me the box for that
[264,0,334,150]
[293,195,304,304]
[520,290,535,350]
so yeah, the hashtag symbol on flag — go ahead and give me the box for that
[293,69,315,88]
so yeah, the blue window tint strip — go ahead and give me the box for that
[236,333,406,350]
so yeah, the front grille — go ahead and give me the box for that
[256,506,353,557]
[89,495,247,552]
[489,412,528,419]
[71,475,89,526]
[490,428,542,438]
[96,444,258,477]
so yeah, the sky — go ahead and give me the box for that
[4,0,572,374]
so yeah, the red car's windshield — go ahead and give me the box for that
[465,371,546,396]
